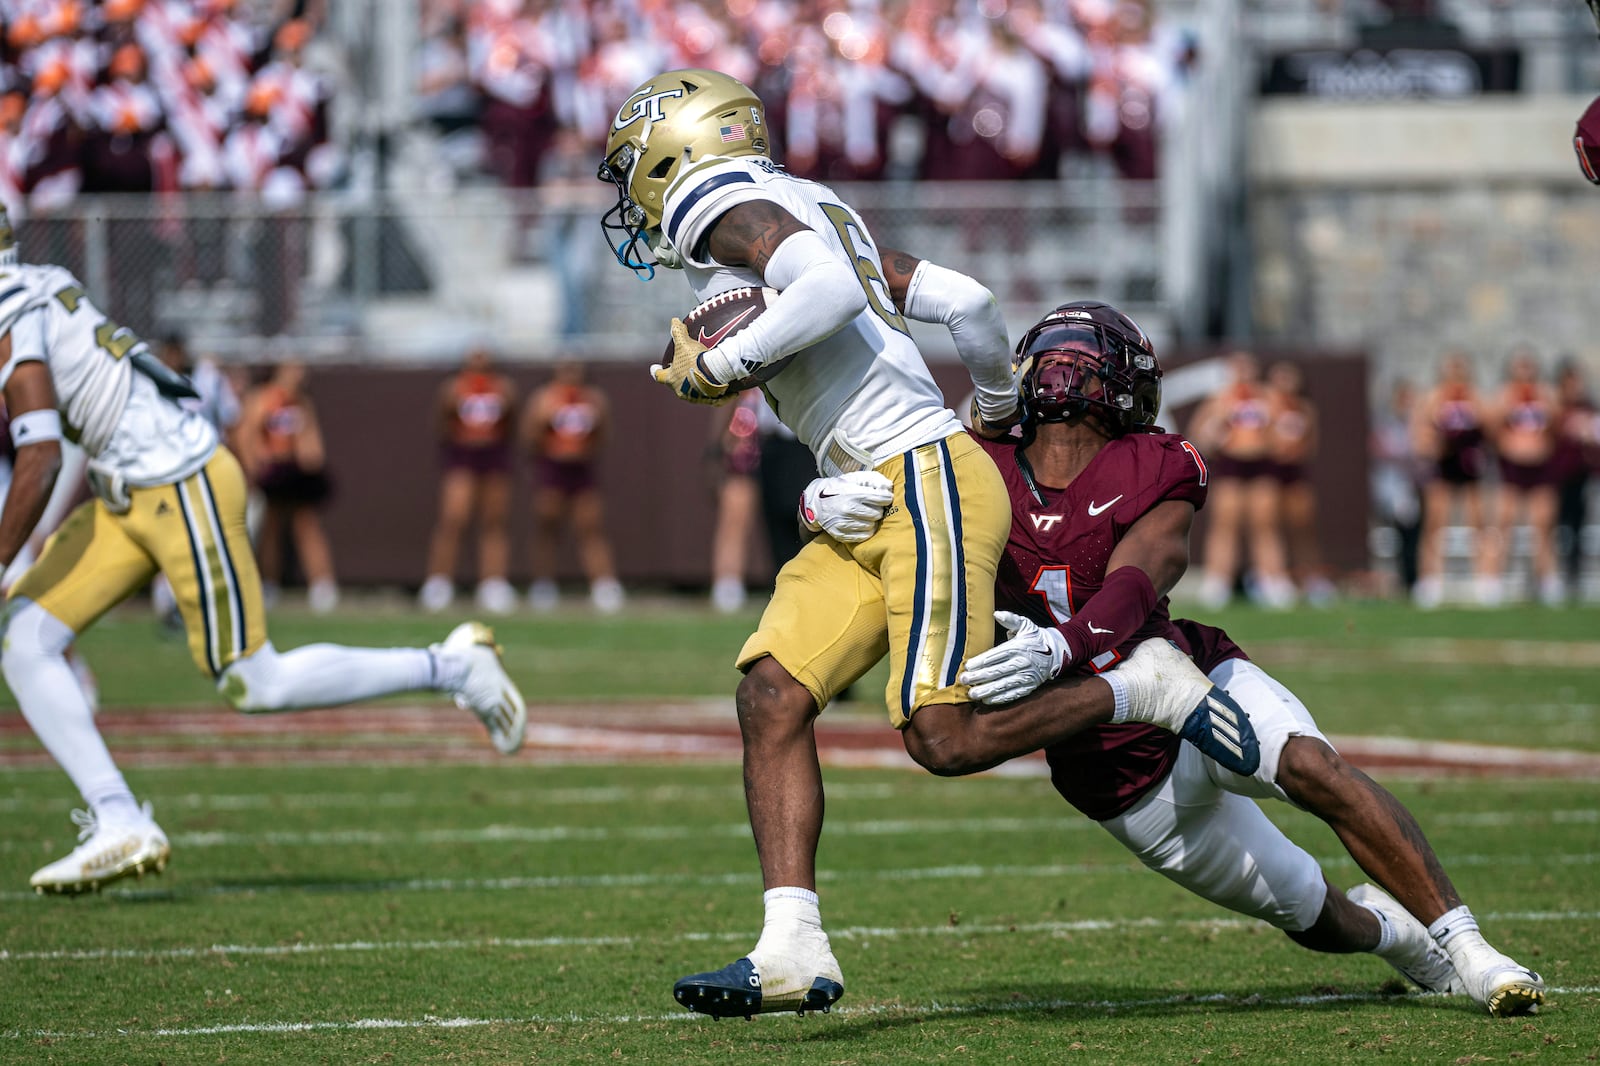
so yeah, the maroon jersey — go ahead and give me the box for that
[975,430,1246,821]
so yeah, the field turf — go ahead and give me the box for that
[2,600,1598,1064]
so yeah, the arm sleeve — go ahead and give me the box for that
[902,260,1015,423]
[700,228,868,383]
[1057,565,1160,667]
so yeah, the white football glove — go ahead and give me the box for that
[959,610,1071,705]
[799,472,895,543]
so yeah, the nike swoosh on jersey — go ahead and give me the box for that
[1087,623,1114,635]
[696,306,759,350]
[1086,495,1123,517]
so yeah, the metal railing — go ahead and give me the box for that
[13,178,1168,363]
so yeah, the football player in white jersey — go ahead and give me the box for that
[0,209,527,895]
[599,69,1261,1018]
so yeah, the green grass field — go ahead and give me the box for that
[3,601,1598,1063]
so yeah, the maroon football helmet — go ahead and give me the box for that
[1016,300,1162,436]
[1577,95,1600,186]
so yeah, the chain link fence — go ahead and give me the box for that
[12,179,1165,364]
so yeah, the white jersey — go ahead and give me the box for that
[662,155,962,469]
[0,262,217,486]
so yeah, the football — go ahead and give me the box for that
[666,285,794,391]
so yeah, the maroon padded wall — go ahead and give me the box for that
[296,353,1367,588]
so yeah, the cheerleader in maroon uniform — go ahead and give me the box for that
[419,349,517,613]
[1552,361,1599,599]
[1411,353,1490,607]
[1266,362,1332,605]
[520,362,623,613]
[1486,350,1561,605]
[1188,351,1292,609]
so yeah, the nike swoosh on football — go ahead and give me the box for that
[1086,495,1123,516]
[696,306,759,349]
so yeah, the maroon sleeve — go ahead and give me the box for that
[1057,565,1159,667]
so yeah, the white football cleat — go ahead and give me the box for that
[31,805,170,895]
[1446,938,1545,1016]
[418,575,454,613]
[436,622,526,755]
[1347,883,1463,994]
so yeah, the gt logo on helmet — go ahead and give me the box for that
[613,87,685,132]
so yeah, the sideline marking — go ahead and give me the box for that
[11,986,1600,1041]
[3,852,1597,903]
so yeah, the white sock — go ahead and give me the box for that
[224,643,441,712]
[1427,905,1478,950]
[1102,673,1132,724]
[751,887,824,962]
[2,602,137,817]
[1357,902,1398,954]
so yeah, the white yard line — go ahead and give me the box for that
[5,910,1597,965]
[1,852,1596,903]
[11,985,1600,1041]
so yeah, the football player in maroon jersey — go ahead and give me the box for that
[806,291,1544,1017]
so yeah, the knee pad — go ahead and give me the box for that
[216,642,284,713]
[1,598,76,668]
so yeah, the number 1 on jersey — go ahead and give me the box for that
[1030,565,1075,624]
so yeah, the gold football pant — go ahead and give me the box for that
[10,447,268,678]
[737,432,1010,727]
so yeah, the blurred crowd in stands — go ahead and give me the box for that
[0,0,339,213]
[416,0,1195,189]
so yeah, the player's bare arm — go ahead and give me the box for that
[1106,500,1197,600]
[704,200,810,275]
[877,247,922,311]
[0,350,64,570]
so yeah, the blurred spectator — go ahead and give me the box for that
[756,398,813,577]
[1485,349,1560,606]
[237,360,339,613]
[708,390,763,614]
[419,348,518,615]
[413,0,1188,189]
[1370,378,1425,596]
[1552,360,1598,600]
[1411,352,1489,609]
[520,361,624,613]
[0,0,340,213]
[1266,361,1332,605]
[1188,350,1294,610]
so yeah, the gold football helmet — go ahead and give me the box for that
[598,69,769,278]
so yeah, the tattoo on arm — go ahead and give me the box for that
[705,200,809,277]
[878,248,923,312]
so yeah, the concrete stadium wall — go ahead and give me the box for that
[293,354,1369,589]
[1247,97,1600,389]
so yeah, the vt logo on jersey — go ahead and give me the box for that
[613,86,685,131]
[1030,514,1063,532]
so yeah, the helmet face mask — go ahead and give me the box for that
[1016,302,1162,436]
[598,69,770,279]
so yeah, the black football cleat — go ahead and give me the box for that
[1178,683,1259,776]
[673,957,844,1019]
[1117,638,1261,776]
